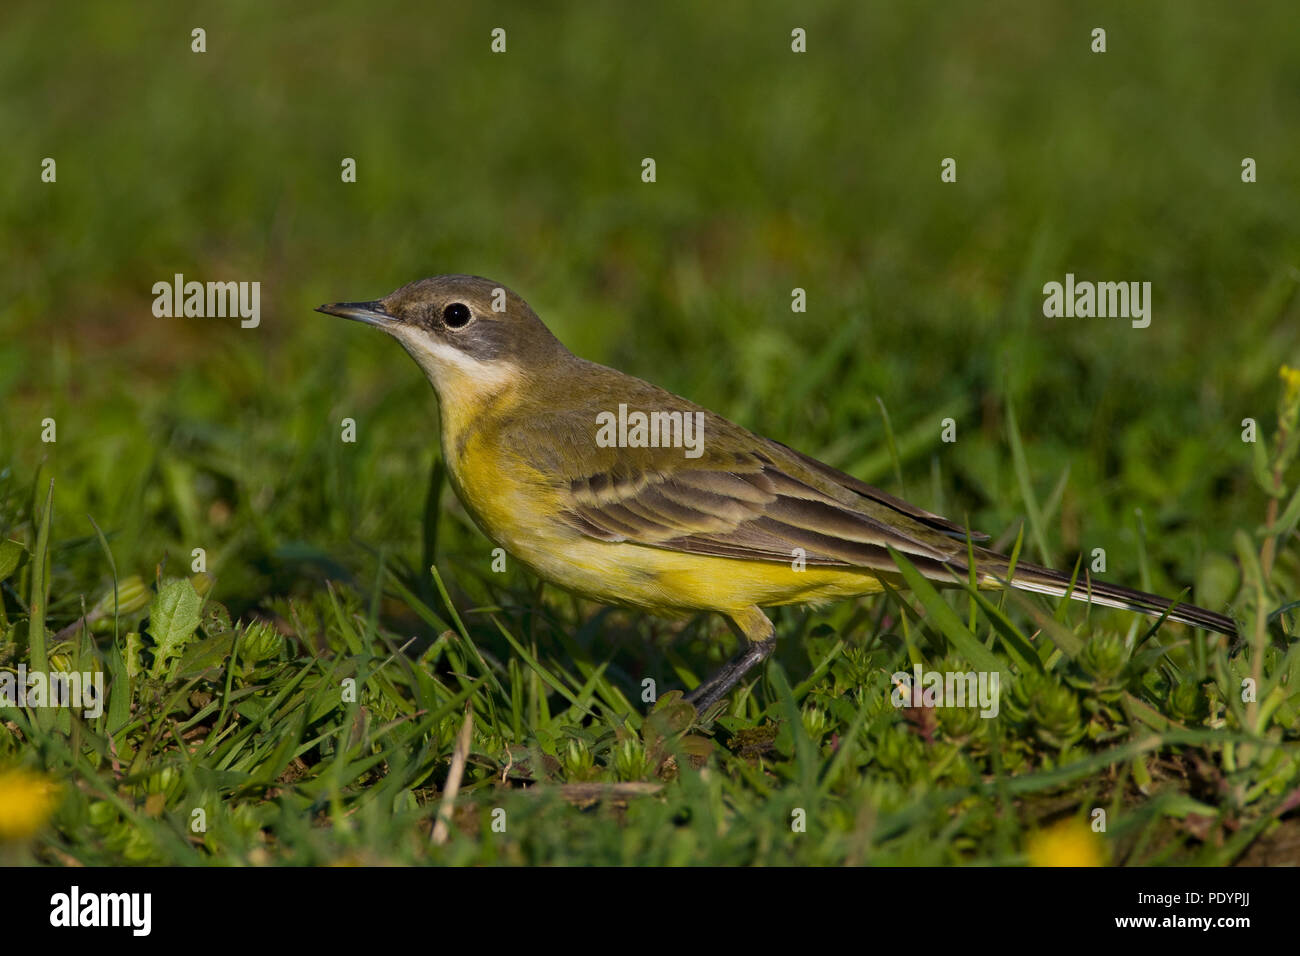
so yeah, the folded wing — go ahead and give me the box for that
[559,445,974,580]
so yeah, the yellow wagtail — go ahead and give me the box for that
[318,275,1237,709]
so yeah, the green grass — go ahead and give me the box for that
[1,0,1299,865]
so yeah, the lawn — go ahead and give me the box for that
[1,0,1298,865]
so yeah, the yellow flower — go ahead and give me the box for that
[1281,365,1300,408]
[1026,818,1105,867]
[0,768,61,841]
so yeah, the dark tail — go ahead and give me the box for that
[1003,561,1237,636]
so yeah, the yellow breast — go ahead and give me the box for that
[444,412,886,614]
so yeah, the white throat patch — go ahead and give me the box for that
[390,326,518,398]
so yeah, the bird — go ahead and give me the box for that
[317,275,1237,709]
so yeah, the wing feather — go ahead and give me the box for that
[768,439,989,541]
[558,453,965,570]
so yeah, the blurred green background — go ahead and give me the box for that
[3,1,1297,605]
[1,1,1299,864]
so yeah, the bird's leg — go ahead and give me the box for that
[685,639,775,710]
[685,607,776,710]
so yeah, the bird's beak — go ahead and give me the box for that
[315,300,397,328]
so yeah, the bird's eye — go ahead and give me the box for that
[442,302,473,329]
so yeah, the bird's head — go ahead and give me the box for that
[317,274,567,402]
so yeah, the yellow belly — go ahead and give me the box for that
[524,537,889,612]
[446,427,888,614]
